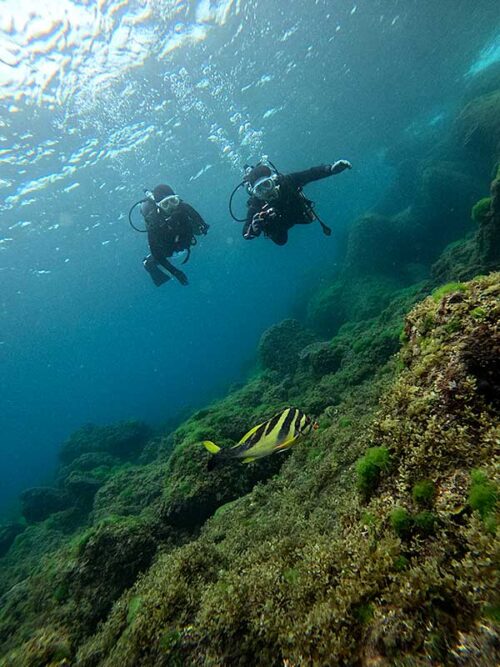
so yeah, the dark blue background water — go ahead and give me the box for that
[1,1,499,516]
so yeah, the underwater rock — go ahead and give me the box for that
[478,171,500,268]
[258,318,315,375]
[69,517,159,634]
[453,89,500,161]
[432,172,500,283]
[3,274,499,666]
[20,486,70,523]
[137,433,175,465]
[58,451,118,478]
[72,274,499,667]
[5,628,72,667]
[460,323,500,405]
[307,274,406,336]
[463,62,500,103]
[298,340,346,377]
[471,196,492,224]
[160,438,283,529]
[345,213,417,275]
[305,279,345,335]
[393,274,500,470]
[430,235,485,284]
[64,472,102,509]
[0,523,25,558]
[414,161,481,252]
[59,420,153,465]
[91,463,167,523]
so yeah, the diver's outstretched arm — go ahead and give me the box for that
[288,161,352,188]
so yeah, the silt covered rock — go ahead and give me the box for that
[68,516,160,634]
[63,472,102,509]
[0,523,25,558]
[59,420,152,465]
[20,487,70,524]
[258,318,315,375]
[298,341,346,377]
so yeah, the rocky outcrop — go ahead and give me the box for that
[20,487,70,524]
[59,421,152,465]
[0,524,24,558]
[258,318,315,374]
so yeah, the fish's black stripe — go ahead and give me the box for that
[265,413,282,436]
[277,408,297,442]
[246,422,268,448]
[294,410,303,435]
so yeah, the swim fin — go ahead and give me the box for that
[143,256,171,286]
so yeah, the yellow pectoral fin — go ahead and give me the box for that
[242,457,256,464]
[202,440,221,454]
[274,437,297,452]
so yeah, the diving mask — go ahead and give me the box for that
[252,175,280,201]
[157,194,181,216]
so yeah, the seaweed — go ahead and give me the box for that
[468,469,498,529]
[390,507,413,538]
[471,196,492,223]
[356,446,391,498]
[412,479,435,507]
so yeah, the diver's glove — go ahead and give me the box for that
[243,226,257,240]
[251,216,263,235]
[245,205,278,238]
[254,204,277,229]
[329,160,352,174]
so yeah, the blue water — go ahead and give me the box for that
[1,1,499,516]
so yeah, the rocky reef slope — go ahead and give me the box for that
[0,85,499,667]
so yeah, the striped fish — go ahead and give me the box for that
[202,408,318,466]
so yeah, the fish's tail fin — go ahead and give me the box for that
[202,440,221,455]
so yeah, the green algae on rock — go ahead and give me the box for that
[1,279,499,665]
[471,196,492,223]
[258,318,316,374]
[59,421,153,465]
[53,274,498,667]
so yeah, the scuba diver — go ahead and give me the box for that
[229,158,352,245]
[129,184,209,286]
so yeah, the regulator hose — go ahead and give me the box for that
[228,182,247,222]
[128,200,148,233]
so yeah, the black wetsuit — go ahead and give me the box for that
[243,165,334,245]
[141,200,208,285]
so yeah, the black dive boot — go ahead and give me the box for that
[143,256,170,286]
